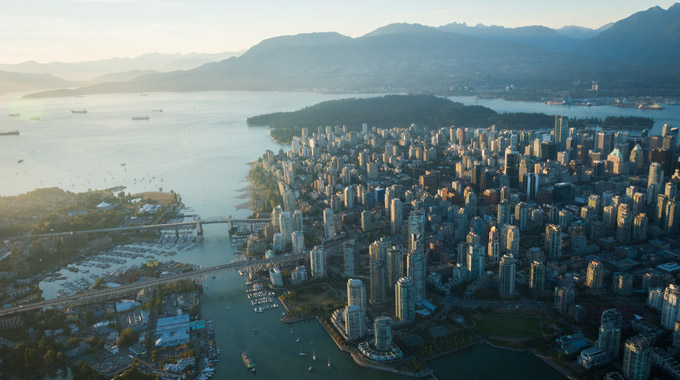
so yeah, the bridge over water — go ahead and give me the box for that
[33,216,271,238]
[0,253,307,317]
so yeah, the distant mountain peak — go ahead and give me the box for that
[579,2,680,62]
[364,23,442,37]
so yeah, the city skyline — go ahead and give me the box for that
[2,0,677,63]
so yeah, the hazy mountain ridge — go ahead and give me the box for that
[0,51,243,82]
[21,3,680,98]
[25,28,566,98]
[579,3,680,62]
[0,71,75,93]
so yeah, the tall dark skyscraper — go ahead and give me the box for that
[504,148,520,189]
[554,115,568,151]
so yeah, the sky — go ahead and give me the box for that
[1,0,678,63]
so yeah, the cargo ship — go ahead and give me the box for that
[0,130,19,136]
[638,103,663,110]
[241,351,256,373]
[132,116,149,121]
[72,109,87,114]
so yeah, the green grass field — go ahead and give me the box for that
[473,313,543,340]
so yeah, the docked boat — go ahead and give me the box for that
[298,352,306,356]
[0,130,19,136]
[8,113,20,117]
[328,358,331,370]
[241,351,256,373]
[312,350,316,361]
[152,109,163,112]
[132,116,150,121]
[638,103,663,110]
[295,338,301,343]
[30,117,40,120]
[17,159,24,164]
[71,109,87,114]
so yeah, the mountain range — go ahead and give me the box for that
[16,3,680,98]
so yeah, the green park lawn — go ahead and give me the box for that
[473,313,544,340]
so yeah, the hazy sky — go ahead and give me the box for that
[1,0,677,63]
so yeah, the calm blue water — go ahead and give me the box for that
[449,96,680,136]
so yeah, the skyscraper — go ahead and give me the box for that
[622,335,651,380]
[390,198,403,235]
[387,246,403,290]
[504,148,520,188]
[344,186,354,209]
[310,246,326,278]
[616,203,632,244]
[395,277,415,323]
[597,309,622,359]
[586,260,604,289]
[523,173,539,201]
[361,210,372,231]
[647,162,664,206]
[374,317,393,351]
[369,261,386,305]
[292,209,304,232]
[558,209,572,232]
[498,254,515,299]
[408,209,426,244]
[279,211,293,247]
[292,230,305,254]
[347,279,367,317]
[632,213,648,242]
[554,284,575,314]
[661,284,680,330]
[629,144,645,175]
[342,240,356,277]
[323,208,335,241]
[497,199,511,226]
[506,225,520,257]
[530,261,546,295]
[407,250,426,303]
[344,305,364,340]
[515,202,528,230]
[603,205,616,231]
[272,205,282,228]
[464,187,477,219]
[487,226,500,265]
[554,115,568,151]
[466,243,486,280]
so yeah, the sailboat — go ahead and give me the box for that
[312,350,316,361]
[327,358,331,370]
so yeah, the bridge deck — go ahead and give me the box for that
[0,253,306,317]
